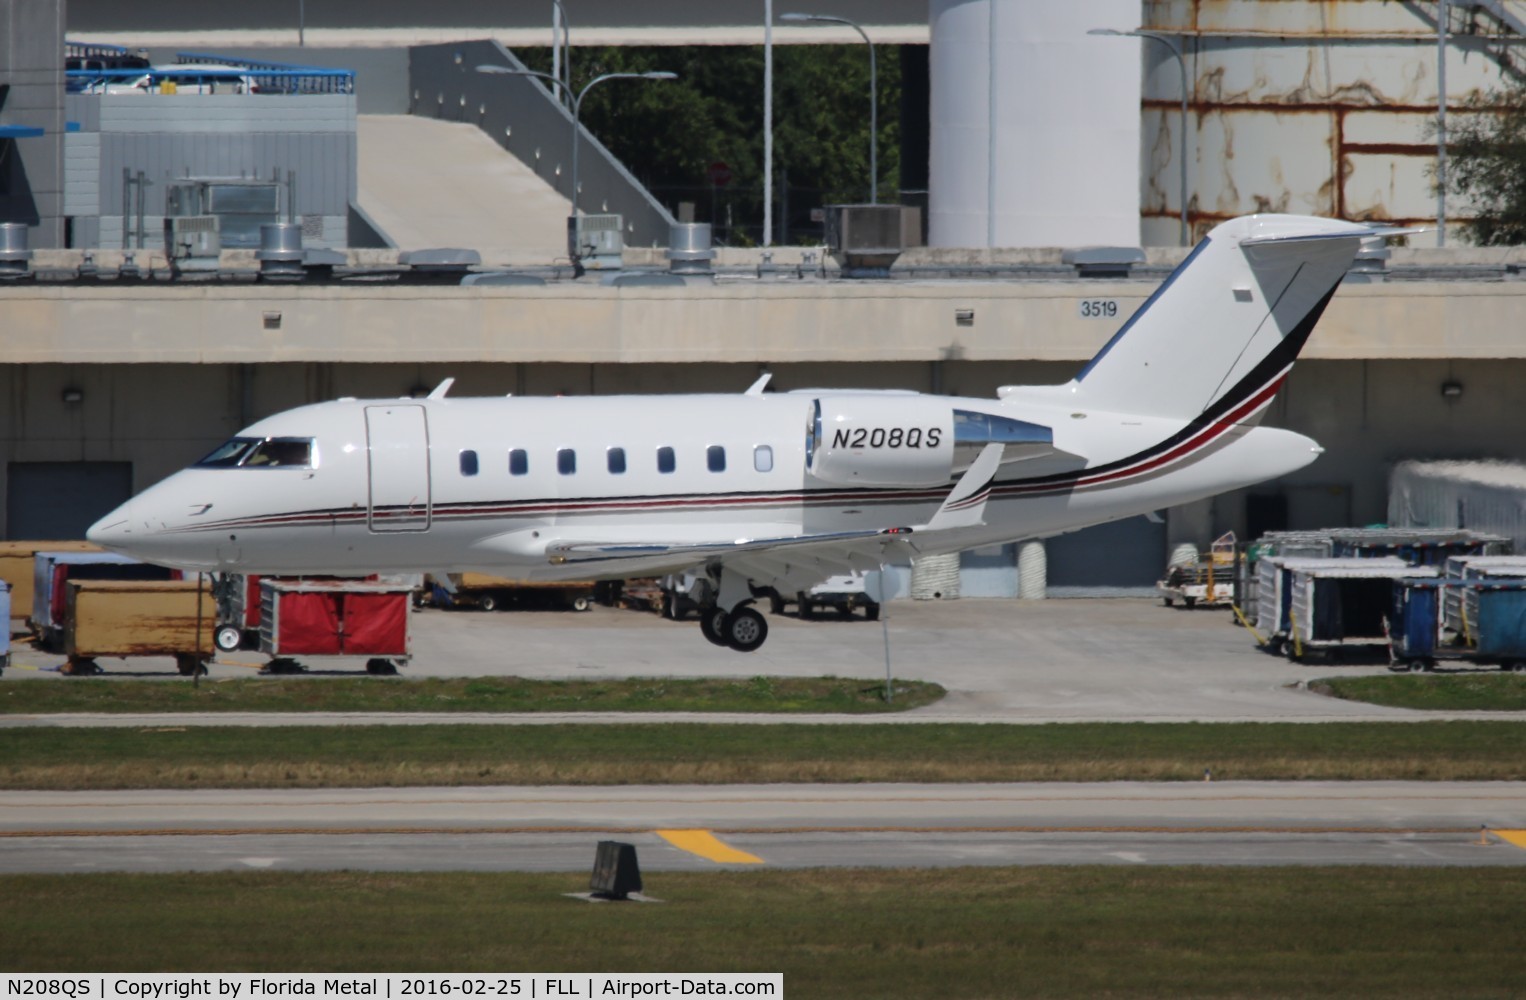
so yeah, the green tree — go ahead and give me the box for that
[518,44,901,243]
[1439,87,1526,245]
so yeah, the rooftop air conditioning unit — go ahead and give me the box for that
[825,204,905,277]
[570,213,625,269]
[164,215,221,264]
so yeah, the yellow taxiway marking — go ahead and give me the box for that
[1495,830,1526,850]
[656,829,764,865]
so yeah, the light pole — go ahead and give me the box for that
[1090,27,1190,246]
[476,65,676,271]
[780,12,877,203]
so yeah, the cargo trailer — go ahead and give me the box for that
[31,551,178,650]
[62,579,214,675]
[259,579,411,674]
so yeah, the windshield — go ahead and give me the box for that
[195,436,314,469]
[196,437,261,467]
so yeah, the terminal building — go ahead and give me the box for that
[2,0,1525,595]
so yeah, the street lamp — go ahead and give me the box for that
[1089,27,1190,246]
[780,12,877,203]
[476,65,676,271]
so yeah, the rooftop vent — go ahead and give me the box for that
[1060,247,1146,279]
[825,204,905,278]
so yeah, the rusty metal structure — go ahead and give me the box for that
[1140,0,1526,246]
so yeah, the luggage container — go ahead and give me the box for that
[0,540,99,635]
[1284,559,1434,662]
[31,551,178,650]
[1325,528,1509,565]
[62,579,214,676]
[259,579,411,674]
[1394,577,1526,672]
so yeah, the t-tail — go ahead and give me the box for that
[1065,214,1394,424]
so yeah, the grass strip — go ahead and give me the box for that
[0,675,943,714]
[1315,672,1526,711]
[6,721,1526,789]
[7,868,1526,996]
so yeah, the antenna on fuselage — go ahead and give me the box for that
[426,378,455,400]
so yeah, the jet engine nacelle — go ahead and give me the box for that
[807,395,955,487]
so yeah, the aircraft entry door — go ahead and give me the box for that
[365,405,431,532]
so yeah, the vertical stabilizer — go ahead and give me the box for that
[1070,215,1381,422]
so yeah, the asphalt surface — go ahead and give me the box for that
[3,783,1525,871]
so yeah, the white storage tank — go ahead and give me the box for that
[928,0,1142,248]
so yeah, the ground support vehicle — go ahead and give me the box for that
[0,540,98,636]
[259,579,411,674]
[426,572,594,612]
[31,551,178,650]
[767,572,883,620]
[1159,532,1236,608]
[1391,576,1526,671]
[62,579,214,676]
[1279,559,1435,662]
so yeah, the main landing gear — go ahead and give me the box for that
[694,566,770,652]
[699,604,769,653]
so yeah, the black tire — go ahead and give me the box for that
[797,594,812,619]
[570,595,591,612]
[865,604,881,621]
[1410,659,1430,673]
[1163,596,1175,607]
[214,625,243,652]
[366,658,399,675]
[699,607,729,647]
[1183,596,1197,609]
[769,594,785,615]
[1500,660,1522,673]
[478,592,499,613]
[724,606,769,652]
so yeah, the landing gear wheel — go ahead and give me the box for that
[699,607,730,647]
[215,625,243,652]
[366,658,399,675]
[724,606,769,652]
[478,593,499,612]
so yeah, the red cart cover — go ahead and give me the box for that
[341,592,408,654]
[275,590,342,655]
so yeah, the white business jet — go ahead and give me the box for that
[89,214,1391,652]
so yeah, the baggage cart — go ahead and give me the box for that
[31,551,178,650]
[428,572,594,612]
[1158,532,1236,609]
[0,540,99,635]
[62,579,214,676]
[1284,559,1434,662]
[259,579,411,674]
[1393,577,1526,672]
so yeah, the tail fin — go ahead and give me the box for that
[1071,214,1385,422]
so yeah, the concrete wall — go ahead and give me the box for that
[0,0,65,246]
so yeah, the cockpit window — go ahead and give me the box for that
[196,437,261,467]
[195,436,314,469]
[243,438,314,468]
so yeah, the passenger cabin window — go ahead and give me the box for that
[607,447,626,474]
[459,450,479,476]
[557,448,577,475]
[198,437,314,469]
[754,445,773,473]
[707,445,726,473]
[509,449,528,476]
[657,446,675,474]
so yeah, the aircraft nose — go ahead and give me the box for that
[86,499,137,552]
